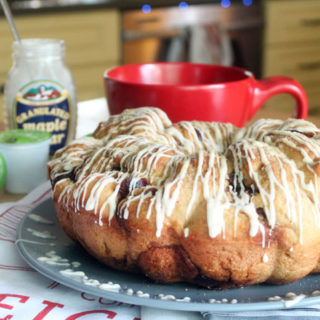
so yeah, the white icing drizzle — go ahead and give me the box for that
[37,251,70,267]
[206,156,228,238]
[285,292,297,299]
[157,294,176,301]
[28,214,53,225]
[27,228,56,239]
[49,136,102,182]
[259,224,266,248]
[208,298,238,304]
[263,253,269,263]
[60,269,86,280]
[126,288,134,295]
[283,294,306,308]
[311,290,320,296]
[15,239,56,246]
[48,108,320,249]
[37,251,83,272]
[84,279,100,286]
[135,290,150,298]
[99,282,121,293]
[154,158,191,237]
[268,296,282,301]
[72,261,81,268]
[176,297,191,302]
[59,267,121,292]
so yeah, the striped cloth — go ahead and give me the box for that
[0,181,141,320]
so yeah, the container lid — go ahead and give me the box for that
[13,39,65,58]
[0,129,51,145]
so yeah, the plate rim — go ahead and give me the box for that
[15,197,320,312]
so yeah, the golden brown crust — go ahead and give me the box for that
[48,107,320,288]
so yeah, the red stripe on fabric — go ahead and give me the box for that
[0,223,16,231]
[0,264,35,272]
[0,234,15,240]
[0,187,51,218]
[0,229,14,236]
[0,227,16,236]
[0,206,27,218]
[2,212,24,222]
[0,226,15,233]
[3,213,20,220]
[0,265,33,270]
[0,205,28,218]
[0,207,15,218]
[47,281,60,289]
[9,208,30,214]
[2,216,19,225]
[3,214,22,224]
[0,238,15,243]
[30,189,52,206]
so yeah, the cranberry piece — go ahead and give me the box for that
[119,177,149,199]
[195,128,203,141]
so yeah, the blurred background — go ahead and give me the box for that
[0,0,320,121]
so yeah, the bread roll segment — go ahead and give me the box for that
[48,107,320,288]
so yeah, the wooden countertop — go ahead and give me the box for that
[250,107,320,126]
[1,106,320,203]
[6,0,254,13]
[0,190,24,202]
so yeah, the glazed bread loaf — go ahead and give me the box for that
[48,107,320,288]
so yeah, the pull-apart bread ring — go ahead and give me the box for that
[48,107,320,288]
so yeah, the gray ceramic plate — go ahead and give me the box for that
[16,198,320,312]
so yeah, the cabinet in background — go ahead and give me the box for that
[263,0,320,115]
[0,8,120,124]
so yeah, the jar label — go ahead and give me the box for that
[13,80,72,155]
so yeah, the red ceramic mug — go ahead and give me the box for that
[104,62,308,127]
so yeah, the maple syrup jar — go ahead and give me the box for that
[4,39,77,155]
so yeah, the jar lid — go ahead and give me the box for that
[13,39,65,58]
[0,129,51,145]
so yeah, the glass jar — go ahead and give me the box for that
[4,38,77,155]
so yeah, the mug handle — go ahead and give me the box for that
[251,76,308,120]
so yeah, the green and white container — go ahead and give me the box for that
[0,129,51,194]
[4,39,77,155]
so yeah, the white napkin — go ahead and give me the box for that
[141,307,201,320]
[202,307,320,319]
[76,97,109,138]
